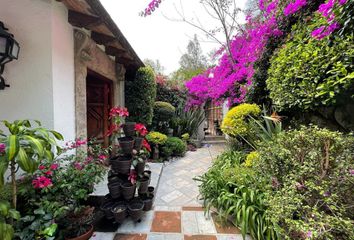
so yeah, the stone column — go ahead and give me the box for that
[73,30,94,140]
[115,63,126,107]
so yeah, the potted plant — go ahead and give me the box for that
[123,122,136,137]
[121,170,137,200]
[128,198,144,222]
[111,201,127,224]
[110,155,132,175]
[64,206,95,240]
[141,192,154,211]
[134,123,148,150]
[107,106,130,154]
[132,148,149,175]
[146,131,168,161]
[137,176,150,194]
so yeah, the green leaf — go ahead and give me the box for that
[0,200,10,216]
[50,130,64,141]
[24,135,45,157]
[0,158,9,188]
[6,135,19,161]
[17,147,32,172]
[8,209,20,220]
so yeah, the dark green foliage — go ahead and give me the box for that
[160,137,187,158]
[151,101,175,133]
[256,126,354,239]
[125,67,157,125]
[267,17,354,111]
[156,82,187,108]
[171,106,205,138]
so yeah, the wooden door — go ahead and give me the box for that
[205,101,223,136]
[86,73,113,147]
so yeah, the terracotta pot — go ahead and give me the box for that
[134,137,144,151]
[65,225,94,240]
[118,137,135,155]
[138,177,150,194]
[112,202,127,224]
[121,182,136,200]
[123,122,136,137]
[108,181,122,199]
[110,155,132,175]
[100,201,116,219]
[128,200,144,222]
[142,194,154,211]
[135,161,146,175]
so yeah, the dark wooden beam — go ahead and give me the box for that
[105,46,127,57]
[91,32,116,45]
[68,10,100,28]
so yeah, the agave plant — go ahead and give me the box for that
[172,105,205,138]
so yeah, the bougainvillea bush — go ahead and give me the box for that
[185,0,352,107]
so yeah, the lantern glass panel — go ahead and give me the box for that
[11,41,19,59]
[0,37,7,54]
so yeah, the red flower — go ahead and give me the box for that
[44,170,52,176]
[0,143,5,154]
[50,164,59,170]
[109,107,129,118]
[32,176,52,189]
[99,155,108,160]
[143,139,151,152]
[73,162,84,171]
[135,123,148,137]
[128,170,137,184]
[106,124,120,137]
[38,165,46,170]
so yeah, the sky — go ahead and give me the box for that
[100,0,247,75]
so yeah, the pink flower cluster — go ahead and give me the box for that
[32,164,58,189]
[311,0,347,40]
[141,0,163,17]
[0,143,5,154]
[65,138,87,150]
[32,176,52,189]
[284,0,307,16]
[135,123,148,137]
[186,2,282,106]
[109,107,129,118]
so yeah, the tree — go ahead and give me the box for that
[179,35,207,70]
[143,58,165,75]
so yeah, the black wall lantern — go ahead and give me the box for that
[0,21,20,90]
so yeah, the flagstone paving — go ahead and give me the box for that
[92,145,250,240]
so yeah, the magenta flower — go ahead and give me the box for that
[32,176,53,189]
[349,169,354,175]
[50,164,59,170]
[284,0,307,16]
[38,165,46,170]
[306,231,313,238]
[73,162,84,171]
[0,143,5,153]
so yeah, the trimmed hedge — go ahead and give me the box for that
[125,67,157,125]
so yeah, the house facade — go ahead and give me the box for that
[0,0,143,145]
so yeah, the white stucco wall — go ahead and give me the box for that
[51,2,76,142]
[0,0,76,142]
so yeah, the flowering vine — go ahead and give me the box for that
[140,0,163,17]
[185,0,349,106]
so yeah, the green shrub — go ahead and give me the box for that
[256,126,354,239]
[161,137,187,158]
[151,101,175,134]
[267,14,354,111]
[125,67,157,125]
[146,131,168,145]
[195,151,279,240]
[156,82,187,108]
[221,103,261,137]
[153,101,175,122]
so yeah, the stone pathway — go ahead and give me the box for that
[93,145,249,240]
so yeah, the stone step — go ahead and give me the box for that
[204,135,225,141]
[201,140,227,145]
